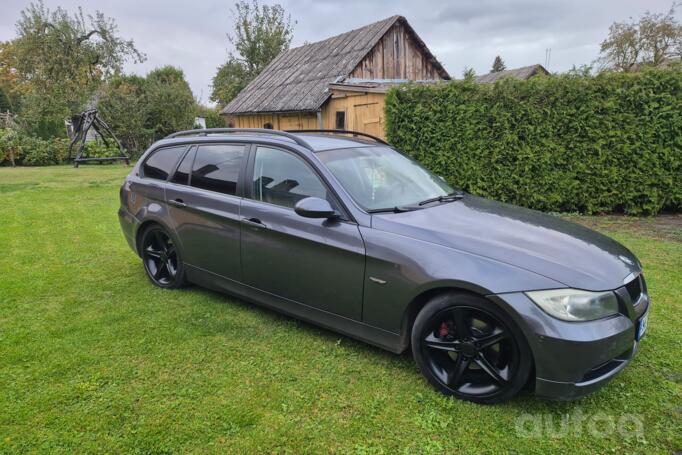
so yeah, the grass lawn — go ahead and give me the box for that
[1,165,680,454]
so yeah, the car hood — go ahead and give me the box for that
[371,195,640,291]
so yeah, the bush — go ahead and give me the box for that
[196,105,225,129]
[385,69,682,215]
[83,141,123,159]
[20,136,73,166]
[20,136,54,165]
[1,130,74,166]
[0,128,23,165]
[0,126,125,166]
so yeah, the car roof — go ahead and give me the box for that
[291,133,378,151]
[152,131,381,152]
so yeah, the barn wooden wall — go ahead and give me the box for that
[322,91,387,139]
[350,22,445,81]
[228,92,388,139]
[230,113,318,131]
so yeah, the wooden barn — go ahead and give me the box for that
[220,15,450,138]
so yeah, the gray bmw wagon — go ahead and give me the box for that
[118,128,650,404]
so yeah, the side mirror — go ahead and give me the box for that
[294,197,337,219]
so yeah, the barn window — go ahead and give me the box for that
[335,111,345,130]
[263,122,273,129]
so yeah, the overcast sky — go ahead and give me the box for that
[1,0,676,104]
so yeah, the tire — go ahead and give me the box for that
[139,224,187,289]
[411,291,532,404]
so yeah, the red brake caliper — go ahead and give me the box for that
[438,322,449,338]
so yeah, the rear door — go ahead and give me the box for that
[165,143,248,282]
[131,145,188,216]
[240,145,365,320]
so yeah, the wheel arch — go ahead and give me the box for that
[398,285,485,353]
[397,283,529,355]
[135,218,176,257]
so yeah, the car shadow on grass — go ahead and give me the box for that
[170,284,609,411]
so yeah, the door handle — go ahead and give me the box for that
[241,217,267,229]
[168,198,187,208]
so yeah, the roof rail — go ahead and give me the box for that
[285,129,390,146]
[165,128,314,151]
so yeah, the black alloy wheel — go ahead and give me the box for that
[141,226,186,289]
[412,292,532,404]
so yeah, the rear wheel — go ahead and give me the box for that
[411,292,532,404]
[140,225,186,289]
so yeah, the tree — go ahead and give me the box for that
[145,66,196,140]
[462,67,476,81]
[8,1,144,136]
[211,0,295,107]
[211,58,250,108]
[0,88,10,112]
[98,75,151,155]
[0,42,24,113]
[598,4,682,72]
[491,55,506,73]
[566,64,594,78]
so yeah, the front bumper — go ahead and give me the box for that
[490,283,649,400]
[534,340,638,400]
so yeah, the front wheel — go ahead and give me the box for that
[411,292,532,404]
[140,225,187,289]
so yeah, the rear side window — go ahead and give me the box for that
[170,147,196,185]
[190,144,245,195]
[142,146,186,180]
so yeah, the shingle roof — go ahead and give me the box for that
[220,15,449,115]
[328,78,446,93]
[474,64,549,84]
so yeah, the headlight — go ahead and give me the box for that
[525,289,619,321]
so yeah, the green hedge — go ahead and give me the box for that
[385,69,682,215]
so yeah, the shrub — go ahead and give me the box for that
[23,137,73,165]
[51,137,71,162]
[0,128,23,166]
[385,69,682,215]
[196,105,225,129]
[1,130,76,166]
[20,136,61,166]
[83,140,124,159]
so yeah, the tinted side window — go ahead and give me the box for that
[142,146,186,180]
[251,147,333,209]
[190,144,245,195]
[170,147,196,185]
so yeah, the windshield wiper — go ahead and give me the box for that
[367,205,420,214]
[417,191,464,206]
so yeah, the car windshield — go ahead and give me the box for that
[317,146,455,212]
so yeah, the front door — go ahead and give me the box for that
[240,146,365,320]
[166,143,247,282]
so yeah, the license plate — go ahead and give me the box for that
[636,312,649,341]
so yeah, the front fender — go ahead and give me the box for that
[359,227,563,334]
